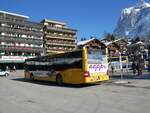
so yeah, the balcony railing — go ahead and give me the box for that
[0,18,43,29]
[45,40,76,46]
[0,35,43,44]
[0,26,43,36]
[46,26,77,34]
[46,48,74,52]
[0,46,44,52]
[45,33,76,40]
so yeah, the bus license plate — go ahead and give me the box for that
[92,78,97,81]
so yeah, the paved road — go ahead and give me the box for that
[0,70,150,113]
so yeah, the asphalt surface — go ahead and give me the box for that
[0,70,150,113]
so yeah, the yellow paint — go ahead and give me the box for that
[46,51,65,55]
[110,56,128,63]
[83,47,88,71]
[24,49,109,84]
[24,71,30,79]
[44,19,66,25]
[84,74,109,83]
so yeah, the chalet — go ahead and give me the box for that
[77,38,106,50]
[101,38,128,57]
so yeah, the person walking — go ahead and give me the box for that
[136,54,144,76]
[111,65,114,74]
[13,65,16,71]
[131,61,137,75]
[147,57,150,72]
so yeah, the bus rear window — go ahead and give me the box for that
[87,50,107,64]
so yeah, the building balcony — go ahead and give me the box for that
[0,35,43,44]
[46,26,77,34]
[0,26,43,36]
[0,18,43,29]
[45,34,76,40]
[0,46,44,53]
[46,48,74,53]
[45,40,76,47]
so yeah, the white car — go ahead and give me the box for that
[0,69,10,76]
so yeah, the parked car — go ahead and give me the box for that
[0,69,10,76]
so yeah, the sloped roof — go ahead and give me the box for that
[102,38,127,46]
[77,38,98,46]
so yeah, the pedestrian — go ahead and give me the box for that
[136,54,144,76]
[111,65,114,74]
[13,65,16,71]
[147,58,150,72]
[131,61,137,75]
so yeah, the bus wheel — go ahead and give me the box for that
[30,73,34,80]
[56,75,63,86]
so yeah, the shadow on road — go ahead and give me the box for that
[110,75,150,80]
[11,78,101,88]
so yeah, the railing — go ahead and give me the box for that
[47,26,77,34]
[0,46,44,52]
[46,40,76,46]
[45,34,76,40]
[0,18,43,29]
[0,26,43,36]
[46,48,74,52]
[0,35,43,44]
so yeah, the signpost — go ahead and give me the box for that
[114,52,129,84]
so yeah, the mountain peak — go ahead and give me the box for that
[140,0,145,4]
[137,0,150,8]
[113,0,150,39]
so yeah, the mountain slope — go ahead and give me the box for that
[114,1,150,38]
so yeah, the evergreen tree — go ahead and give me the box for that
[110,34,115,41]
[81,37,84,41]
[90,36,93,39]
[135,37,140,42]
[83,37,86,40]
[104,33,116,41]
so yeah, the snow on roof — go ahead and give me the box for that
[77,38,96,46]
[136,41,144,44]
[127,41,145,47]
[103,38,123,46]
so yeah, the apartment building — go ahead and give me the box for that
[41,19,77,53]
[0,11,44,69]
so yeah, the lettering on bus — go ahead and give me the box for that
[89,64,106,71]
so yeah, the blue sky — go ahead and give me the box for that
[1,0,141,40]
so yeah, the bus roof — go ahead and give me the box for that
[25,50,83,61]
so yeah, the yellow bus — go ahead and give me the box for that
[24,48,109,85]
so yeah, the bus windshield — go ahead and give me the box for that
[87,50,107,64]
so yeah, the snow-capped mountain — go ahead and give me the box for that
[114,0,150,39]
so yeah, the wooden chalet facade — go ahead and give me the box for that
[101,38,128,57]
[77,38,106,50]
